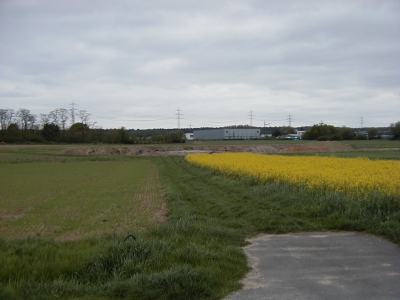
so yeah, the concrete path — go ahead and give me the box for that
[225,232,399,300]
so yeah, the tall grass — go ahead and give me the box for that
[252,181,399,241]
[0,222,247,299]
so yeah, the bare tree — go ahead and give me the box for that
[16,108,36,138]
[28,113,36,130]
[0,109,15,131]
[40,113,50,128]
[58,108,69,130]
[16,108,32,132]
[78,110,91,125]
[69,102,76,126]
[49,109,60,127]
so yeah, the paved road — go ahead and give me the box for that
[225,232,399,300]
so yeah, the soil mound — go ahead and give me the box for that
[59,141,356,156]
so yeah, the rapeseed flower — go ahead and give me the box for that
[185,153,400,197]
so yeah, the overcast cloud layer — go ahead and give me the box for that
[1,0,399,129]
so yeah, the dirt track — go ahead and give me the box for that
[60,141,356,156]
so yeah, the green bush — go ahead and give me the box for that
[316,135,330,141]
[356,135,368,140]
[303,124,355,140]
[330,133,343,141]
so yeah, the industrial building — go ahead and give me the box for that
[193,128,261,140]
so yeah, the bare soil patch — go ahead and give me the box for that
[154,201,168,223]
[59,141,356,156]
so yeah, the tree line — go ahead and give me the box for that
[1,107,399,143]
[0,108,185,144]
[267,123,399,140]
[300,123,399,141]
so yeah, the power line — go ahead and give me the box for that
[288,113,293,127]
[248,110,255,126]
[69,101,76,125]
[175,108,183,129]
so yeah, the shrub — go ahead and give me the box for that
[316,135,330,141]
[330,133,343,141]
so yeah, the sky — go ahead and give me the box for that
[1,0,399,130]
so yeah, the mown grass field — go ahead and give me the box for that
[0,141,399,299]
[1,160,163,239]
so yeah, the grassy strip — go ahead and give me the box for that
[343,140,400,149]
[159,156,399,242]
[0,152,140,164]
[1,155,399,299]
[0,154,131,164]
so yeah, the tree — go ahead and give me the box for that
[118,127,132,144]
[42,123,60,142]
[78,110,90,125]
[49,109,60,127]
[0,109,15,139]
[16,108,36,138]
[151,134,164,143]
[339,127,355,140]
[279,126,296,135]
[58,108,69,131]
[40,113,50,129]
[164,130,185,143]
[273,128,281,137]
[103,127,132,144]
[77,109,97,131]
[390,122,400,140]
[330,133,343,141]
[368,128,378,140]
[5,123,20,142]
[68,122,90,142]
[302,123,338,140]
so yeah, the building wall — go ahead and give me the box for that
[224,128,260,139]
[193,129,225,140]
[193,128,261,140]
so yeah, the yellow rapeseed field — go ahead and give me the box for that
[185,153,400,197]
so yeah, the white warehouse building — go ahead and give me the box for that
[193,128,261,140]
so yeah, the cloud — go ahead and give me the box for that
[0,0,398,129]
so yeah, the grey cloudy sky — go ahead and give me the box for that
[1,0,399,129]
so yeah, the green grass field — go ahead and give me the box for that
[0,160,163,240]
[343,139,400,148]
[0,142,399,299]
